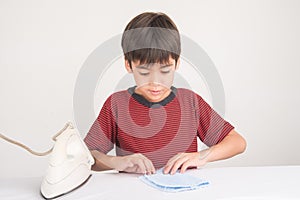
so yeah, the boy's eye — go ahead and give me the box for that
[138,72,150,76]
[161,70,170,74]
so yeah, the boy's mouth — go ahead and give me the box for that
[149,90,161,96]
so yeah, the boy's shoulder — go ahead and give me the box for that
[175,87,207,104]
[108,89,130,100]
[176,87,200,98]
[176,87,194,94]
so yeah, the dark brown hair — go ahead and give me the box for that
[121,12,181,68]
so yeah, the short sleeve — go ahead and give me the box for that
[196,95,234,147]
[84,95,117,153]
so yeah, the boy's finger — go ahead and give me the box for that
[124,165,138,173]
[146,159,156,174]
[135,158,147,174]
[166,153,182,166]
[164,154,182,174]
[143,159,154,174]
[163,163,173,174]
[138,154,155,174]
[179,160,191,173]
[170,157,189,175]
[164,156,181,174]
[129,157,143,173]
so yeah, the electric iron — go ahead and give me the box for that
[0,122,95,199]
[40,122,95,199]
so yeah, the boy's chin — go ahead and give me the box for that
[145,91,170,102]
[147,96,164,102]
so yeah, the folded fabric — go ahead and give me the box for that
[139,168,209,192]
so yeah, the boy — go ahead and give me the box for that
[84,12,246,175]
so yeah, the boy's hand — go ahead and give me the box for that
[112,153,156,174]
[163,151,209,175]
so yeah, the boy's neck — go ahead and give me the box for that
[127,86,177,107]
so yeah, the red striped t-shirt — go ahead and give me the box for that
[84,87,234,169]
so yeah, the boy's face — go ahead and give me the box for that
[125,57,179,103]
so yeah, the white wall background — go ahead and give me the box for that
[1,0,300,178]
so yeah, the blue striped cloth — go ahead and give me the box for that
[139,169,209,192]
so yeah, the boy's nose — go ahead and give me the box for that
[148,82,160,87]
[149,72,161,84]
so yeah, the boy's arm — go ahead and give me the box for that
[163,129,246,174]
[85,94,156,174]
[90,150,156,174]
[90,150,114,171]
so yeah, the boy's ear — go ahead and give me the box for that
[175,58,180,70]
[125,59,132,73]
